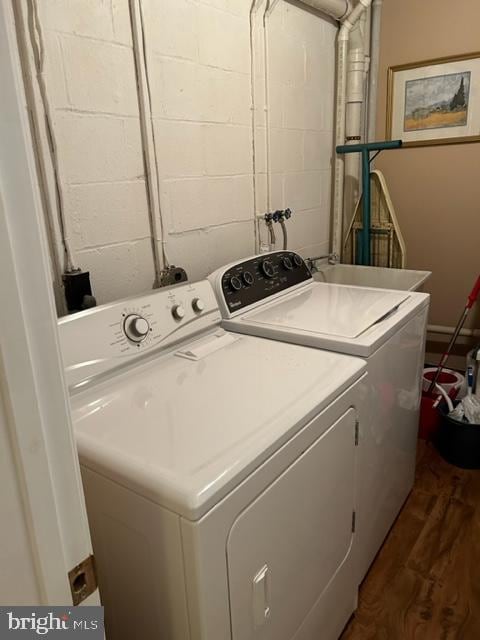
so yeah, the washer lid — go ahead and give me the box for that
[243,283,409,339]
[71,330,365,521]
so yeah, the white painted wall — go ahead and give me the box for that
[143,0,256,278]
[28,0,337,306]
[263,2,335,258]
[37,0,155,304]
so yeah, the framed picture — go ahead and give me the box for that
[386,52,480,147]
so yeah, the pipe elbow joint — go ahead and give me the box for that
[340,0,372,33]
[338,0,352,21]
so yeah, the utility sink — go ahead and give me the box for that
[313,263,431,292]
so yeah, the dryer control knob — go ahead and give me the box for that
[172,304,186,321]
[124,315,150,342]
[192,298,205,313]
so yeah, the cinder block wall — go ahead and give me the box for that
[40,0,153,303]
[36,0,336,304]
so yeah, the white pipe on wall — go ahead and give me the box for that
[427,324,480,339]
[249,0,267,253]
[129,0,168,286]
[299,0,351,20]
[332,0,372,258]
[343,12,368,226]
[362,4,371,142]
[256,0,353,251]
[256,0,371,256]
[367,0,382,141]
[12,1,67,314]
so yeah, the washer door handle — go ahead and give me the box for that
[252,564,270,628]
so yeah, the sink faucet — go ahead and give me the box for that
[306,253,339,272]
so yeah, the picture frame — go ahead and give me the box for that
[386,52,480,147]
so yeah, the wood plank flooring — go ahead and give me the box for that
[340,441,480,640]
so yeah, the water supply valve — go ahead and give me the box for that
[264,208,293,224]
[262,209,293,251]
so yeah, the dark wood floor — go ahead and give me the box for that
[340,440,480,640]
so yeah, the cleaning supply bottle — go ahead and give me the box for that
[462,366,480,423]
[475,347,480,396]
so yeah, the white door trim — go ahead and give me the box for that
[0,1,96,604]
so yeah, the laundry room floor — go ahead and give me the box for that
[340,440,480,640]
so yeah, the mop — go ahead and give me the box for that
[427,274,480,395]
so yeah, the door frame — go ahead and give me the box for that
[0,1,97,604]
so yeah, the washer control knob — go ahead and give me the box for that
[192,297,205,313]
[171,304,186,320]
[293,254,303,267]
[261,260,275,279]
[124,314,150,342]
[282,256,293,270]
[242,270,254,286]
[230,276,242,291]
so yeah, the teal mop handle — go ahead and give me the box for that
[336,140,402,265]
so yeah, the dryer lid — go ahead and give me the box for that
[71,330,365,521]
[243,283,409,339]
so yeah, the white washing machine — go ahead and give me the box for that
[209,251,429,583]
[58,280,367,640]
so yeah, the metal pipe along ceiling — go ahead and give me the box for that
[298,0,351,20]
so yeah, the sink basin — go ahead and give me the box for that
[313,263,431,292]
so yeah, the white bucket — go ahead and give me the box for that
[422,367,464,396]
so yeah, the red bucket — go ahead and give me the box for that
[419,370,463,440]
[422,369,463,395]
[419,393,441,440]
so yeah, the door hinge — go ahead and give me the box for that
[352,511,356,533]
[355,420,359,446]
[68,554,98,605]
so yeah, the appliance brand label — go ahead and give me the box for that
[0,608,103,638]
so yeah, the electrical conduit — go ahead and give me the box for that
[129,0,168,287]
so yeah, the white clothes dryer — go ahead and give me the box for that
[209,251,429,582]
[59,279,366,640]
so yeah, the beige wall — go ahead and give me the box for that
[375,0,480,330]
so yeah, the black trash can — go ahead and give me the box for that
[434,401,480,469]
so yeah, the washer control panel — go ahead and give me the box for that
[220,251,311,314]
[58,280,220,389]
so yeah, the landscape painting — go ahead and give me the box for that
[404,72,471,132]
[387,52,480,147]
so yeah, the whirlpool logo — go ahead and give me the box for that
[0,608,104,638]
